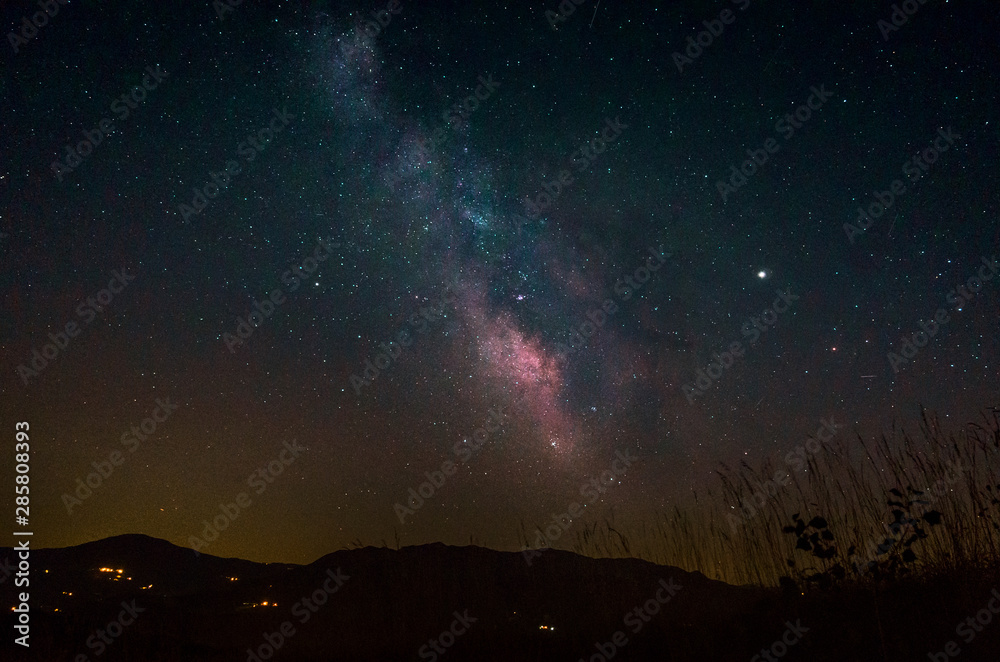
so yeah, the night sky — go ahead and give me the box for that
[1,0,997,565]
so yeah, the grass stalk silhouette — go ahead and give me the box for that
[561,407,1000,589]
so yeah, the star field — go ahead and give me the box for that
[1,0,997,564]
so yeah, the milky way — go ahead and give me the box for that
[5,0,996,563]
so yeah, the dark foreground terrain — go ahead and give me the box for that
[2,534,999,661]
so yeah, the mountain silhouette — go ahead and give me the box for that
[2,535,997,660]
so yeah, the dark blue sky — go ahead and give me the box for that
[1,0,997,563]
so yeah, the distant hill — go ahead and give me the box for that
[2,535,998,660]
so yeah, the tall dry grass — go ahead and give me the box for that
[562,408,1000,587]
